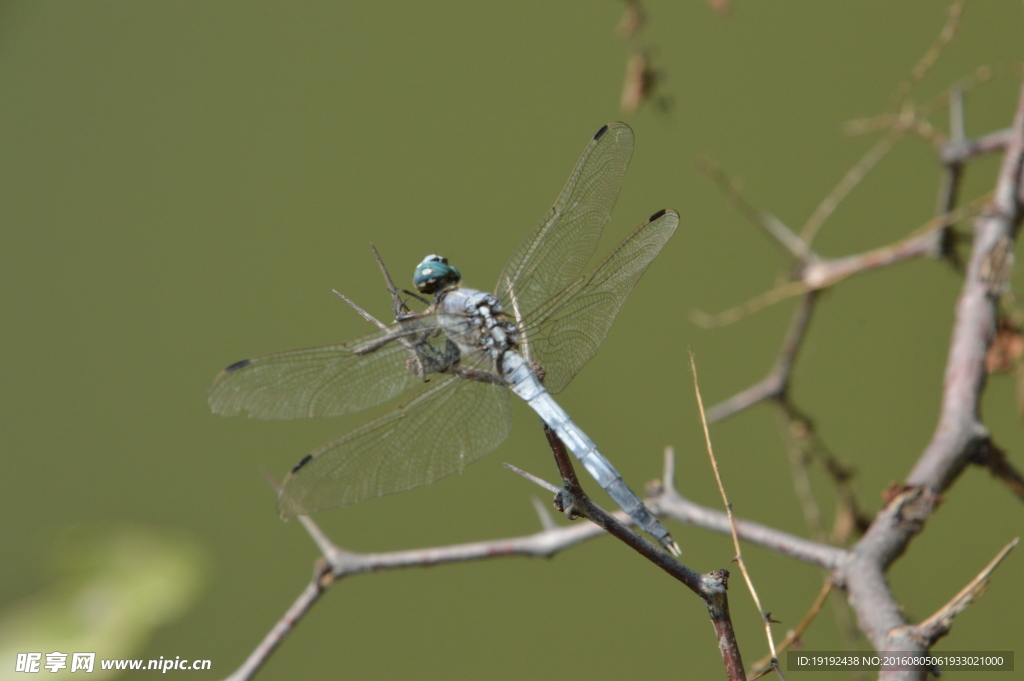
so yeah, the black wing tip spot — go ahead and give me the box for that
[648,208,668,222]
[593,124,609,141]
[291,454,314,474]
[225,358,251,373]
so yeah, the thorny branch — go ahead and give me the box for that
[520,424,747,681]
[940,126,1013,164]
[751,579,833,676]
[223,560,333,681]
[689,351,784,680]
[691,196,988,331]
[705,292,818,423]
[222,12,1024,680]
[702,72,1024,680]
[223,441,851,681]
[907,537,1018,646]
[837,78,1024,680]
[689,14,1024,677]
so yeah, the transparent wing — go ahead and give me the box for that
[520,209,679,394]
[208,321,448,420]
[277,366,513,517]
[494,122,634,318]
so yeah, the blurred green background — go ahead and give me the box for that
[2,1,1022,679]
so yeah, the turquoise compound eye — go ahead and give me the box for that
[413,255,461,294]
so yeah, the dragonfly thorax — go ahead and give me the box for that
[435,287,520,363]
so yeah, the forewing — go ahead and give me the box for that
[277,370,513,516]
[495,122,634,317]
[523,209,679,394]
[207,325,435,420]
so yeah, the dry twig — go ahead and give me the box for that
[690,350,783,679]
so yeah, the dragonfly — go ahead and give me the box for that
[209,122,681,554]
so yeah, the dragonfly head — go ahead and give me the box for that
[413,254,461,294]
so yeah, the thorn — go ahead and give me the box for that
[504,463,562,494]
[260,469,283,494]
[333,290,388,330]
[530,496,557,532]
[662,446,676,493]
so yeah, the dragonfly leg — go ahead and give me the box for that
[406,338,458,374]
[529,361,547,385]
[395,309,434,323]
[368,244,431,316]
[442,365,505,386]
[405,355,429,381]
[398,288,431,306]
